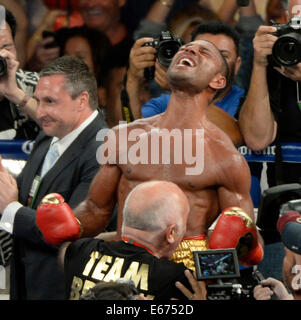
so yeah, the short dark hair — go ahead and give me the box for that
[191,20,240,56]
[39,55,99,110]
[55,26,111,87]
[99,38,132,89]
[4,8,16,38]
[79,279,139,300]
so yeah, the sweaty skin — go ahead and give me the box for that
[75,40,254,239]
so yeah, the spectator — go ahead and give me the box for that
[0,7,40,140]
[237,0,301,280]
[0,0,29,68]
[58,180,206,300]
[0,56,108,300]
[25,0,84,72]
[78,0,127,46]
[26,9,67,72]
[54,25,111,109]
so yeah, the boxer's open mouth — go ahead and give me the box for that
[176,55,196,67]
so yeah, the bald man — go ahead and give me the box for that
[37,39,261,270]
[59,180,206,300]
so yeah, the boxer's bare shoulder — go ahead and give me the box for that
[204,119,248,173]
[203,120,251,201]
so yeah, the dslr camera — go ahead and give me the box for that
[143,30,183,80]
[270,16,301,67]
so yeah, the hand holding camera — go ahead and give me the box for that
[128,37,157,82]
[143,31,183,81]
[0,48,21,100]
[153,60,170,90]
[253,277,293,300]
[254,17,301,81]
[253,25,278,67]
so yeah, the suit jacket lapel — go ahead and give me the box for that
[36,113,105,198]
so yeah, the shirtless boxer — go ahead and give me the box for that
[37,39,263,269]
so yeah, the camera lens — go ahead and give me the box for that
[0,56,7,77]
[272,33,301,66]
[157,41,181,68]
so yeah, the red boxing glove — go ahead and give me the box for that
[36,193,83,245]
[240,243,264,267]
[209,207,263,266]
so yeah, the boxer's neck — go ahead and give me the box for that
[162,91,210,128]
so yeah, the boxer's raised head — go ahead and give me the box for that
[167,39,228,99]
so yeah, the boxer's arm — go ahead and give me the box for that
[217,152,254,221]
[211,153,263,265]
[74,163,122,238]
[218,152,263,245]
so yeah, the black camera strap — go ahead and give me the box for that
[120,70,135,123]
[274,128,284,185]
[268,67,284,185]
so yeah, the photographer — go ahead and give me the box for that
[238,0,301,178]
[0,7,40,140]
[238,0,301,280]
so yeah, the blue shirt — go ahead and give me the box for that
[142,85,245,119]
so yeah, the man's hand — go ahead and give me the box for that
[274,63,301,81]
[127,37,156,81]
[30,37,60,71]
[253,277,294,300]
[0,49,20,99]
[253,25,278,66]
[154,60,169,91]
[173,270,207,300]
[0,157,18,212]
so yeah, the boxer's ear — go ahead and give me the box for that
[208,73,227,91]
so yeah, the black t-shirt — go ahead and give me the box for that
[268,66,301,142]
[0,98,39,139]
[64,238,193,300]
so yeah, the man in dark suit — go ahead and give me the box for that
[0,56,108,300]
